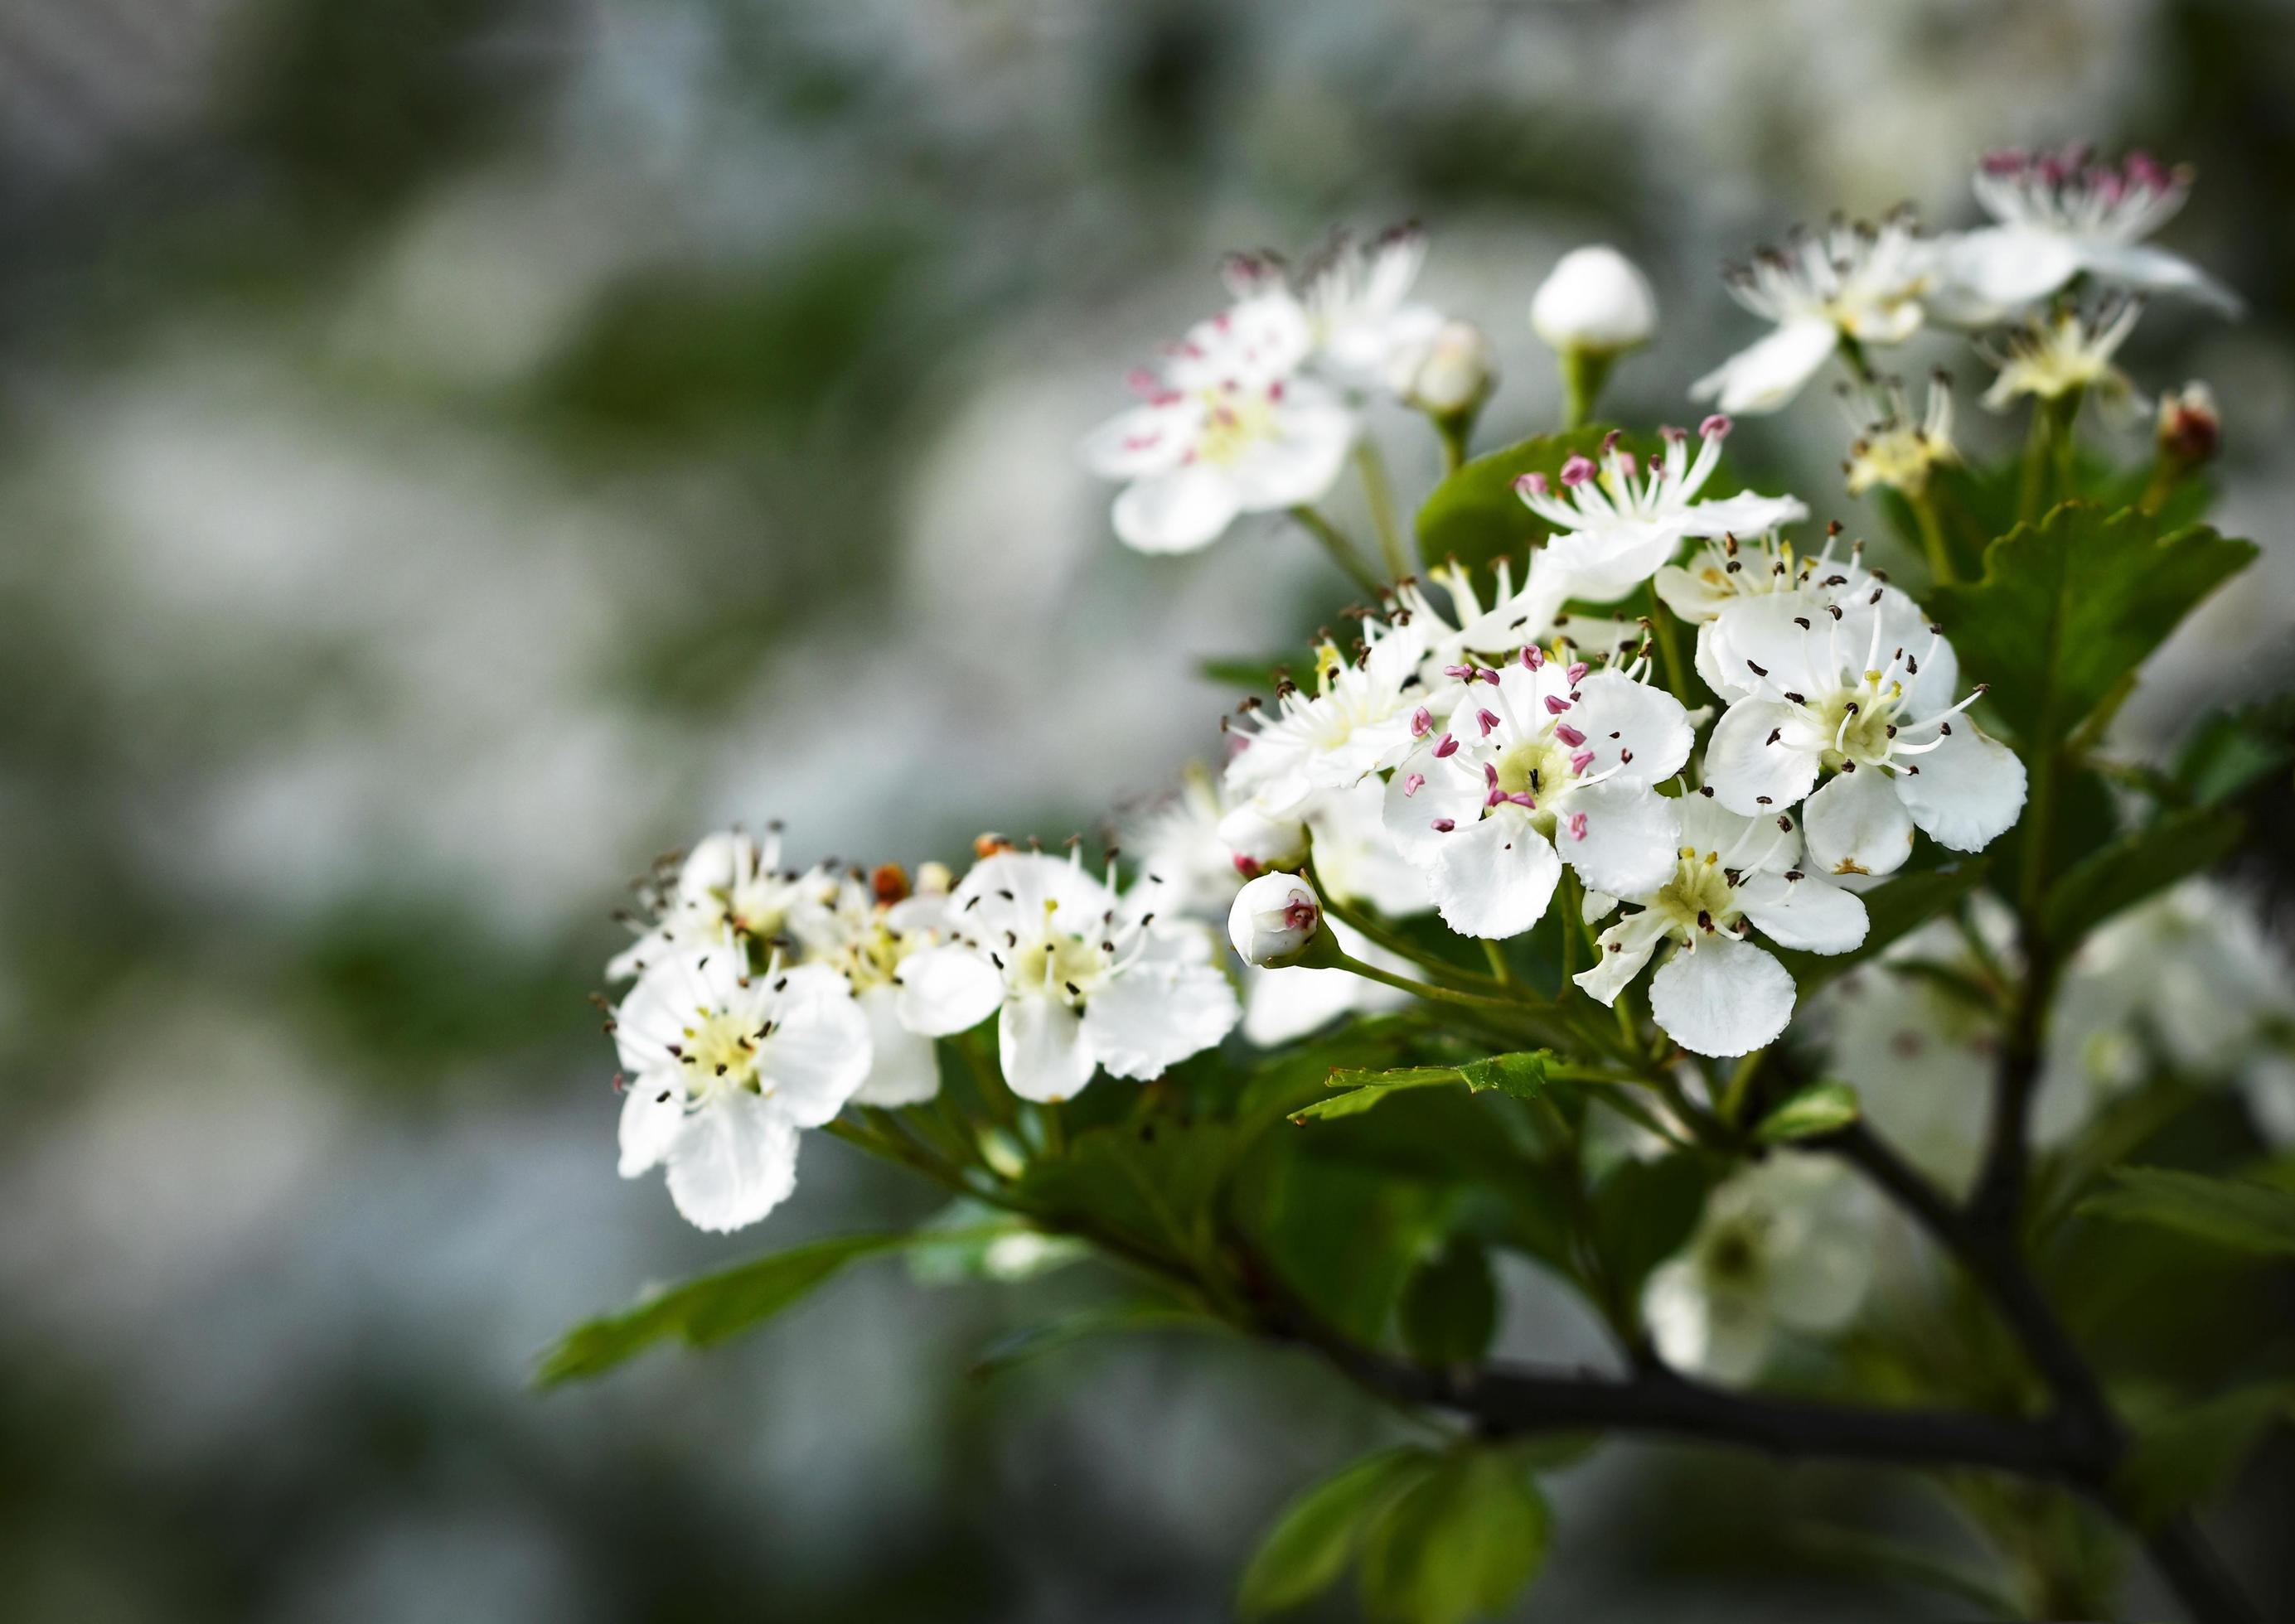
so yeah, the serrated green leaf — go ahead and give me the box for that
[1295,1052,1552,1124]
[1358,1448,1551,1624]
[1237,1448,1431,1619]
[1756,1080,1861,1143]
[2117,1383,2295,1529]
[1458,1051,1551,1098]
[1925,503,2256,747]
[2043,805,2244,945]
[1770,863,1988,996]
[2079,1167,2295,1256]
[536,1230,918,1386]
[1399,1240,1499,1366]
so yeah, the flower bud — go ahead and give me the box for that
[2156,381,2219,469]
[1531,245,1658,355]
[1391,318,1496,416]
[1227,871,1324,968]
[1216,803,1309,871]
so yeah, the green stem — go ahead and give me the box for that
[1559,348,1614,431]
[1308,864,1511,994]
[1717,1049,1766,1127]
[1436,410,1474,474]
[1288,505,1382,593]
[1558,870,1583,988]
[1353,440,1412,579]
[1643,581,1692,701]
[1481,939,1513,985]
[1912,487,1957,588]
[1324,945,1532,1013]
[1836,332,1877,386]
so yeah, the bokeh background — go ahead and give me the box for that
[5,2,2293,1619]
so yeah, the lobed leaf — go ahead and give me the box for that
[2078,1167,2295,1257]
[1398,1240,1500,1366]
[1756,1080,1862,1143]
[1295,1051,1552,1124]
[2116,1383,2295,1529]
[1925,503,2255,748]
[536,1230,919,1386]
[1358,1448,1551,1624]
[1237,1448,1431,1618]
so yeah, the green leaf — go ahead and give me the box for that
[1358,1448,1551,1624]
[1416,427,1707,579]
[968,1303,1214,1382]
[2079,1167,2295,1257]
[1017,1118,1234,1264]
[1399,1241,1499,1365]
[1925,503,2256,747]
[2043,805,2244,945]
[1770,863,1988,996]
[1756,1080,1861,1143]
[1295,1052,1552,1124]
[2176,697,2295,807]
[1238,1448,1431,1618]
[1591,1151,1710,1307]
[536,1230,916,1386]
[1200,653,1303,693]
[2117,1383,2295,1528]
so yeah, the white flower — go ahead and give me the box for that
[1644,1158,1876,1381]
[1653,522,1877,702]
[1531,244,1658,355]
[1122,769,1420,1046]
[1703,592,2026,876]
[1080,287,1357,554]
[1935,147,2240,324]
[1692,211,1935,414]
[607,827,833,981]
[613,951,872,1232]
[894,850,1240,1103]
[1295,225,1446,389]
[1229,871,1324,967]
[1394,559,1646,720]
[1223,616,1431,820]
[1512,420,1808,602]
[1981,295,2147,418]
[1574,790,1867,1057]
[1842,372,1958,498]
[1382,650,1694,940]
[1389,318,1495,416]
[786,864,956,1108]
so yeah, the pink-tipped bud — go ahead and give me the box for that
[1231,853,1262,878]
[1228,872,1323,968]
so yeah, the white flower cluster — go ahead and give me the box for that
[605,833,1239,1230]
[1695,144,2234,419]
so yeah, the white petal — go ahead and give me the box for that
[1702,593,1836,700]
[1689,319,1839,414]
[1000,995,1097,1103]
[1426,814,1561,940]
[1736,871,1869,955]
[1555,779,1681,899]
[1573,908,1668,1005]
[1111,463,1243,554]
[1382,748,1486,863]
[895,944,1005,1036]
[1542,518,1689,602]
[617,1073,685,1177]
[1933,225,2080,321]
[1077,399,1196,477]
[759,992,872,1127]
[2080,242,2243,317]
[1084,961,1241,1079]
[1802,767,1917,878]
[665,1093,800,1233]
[1706,699,1823,816]
[1565,671,1695,788]
[1683,491,1809,539]
[851,983,941,1107]
[1649,935,1797,1057]
[1226,394,1357,510]
[1894,723,2027,853]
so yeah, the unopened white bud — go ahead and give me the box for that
[1391,318,1495,416]
[1216,803,1309,872]
[1531,245,1657,355]
[1227,872,1324,968]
